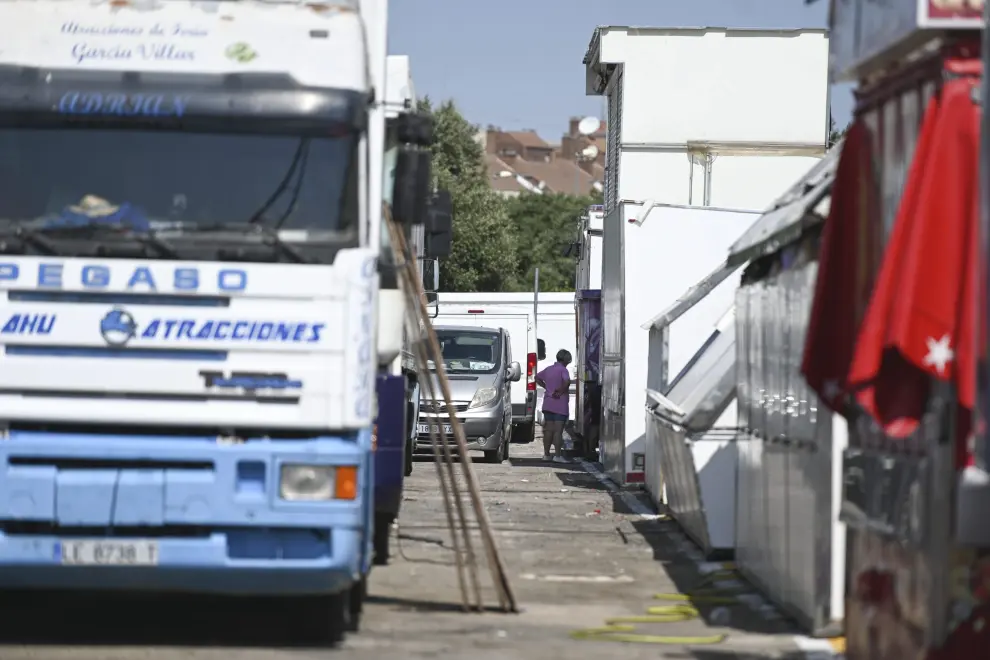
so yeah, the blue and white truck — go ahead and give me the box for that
[0,0,433,643]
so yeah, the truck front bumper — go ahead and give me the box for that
[0,430,371,596]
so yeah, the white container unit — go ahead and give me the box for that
[583,26,829,485]
[575,205,604,291]
[599,204,756,485]
[645,306,739,557]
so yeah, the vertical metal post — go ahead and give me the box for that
[979,2,990,469]
[533,267,540,325]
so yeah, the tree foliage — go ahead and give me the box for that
[420,98,602,293]
[828,113,849,149]
[504,192,602,292]
[419,98,519,292]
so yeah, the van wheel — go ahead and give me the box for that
[511,421,534,444]
[484,431,507,463]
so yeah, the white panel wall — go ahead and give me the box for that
[599,29,829,146]
[585,27,829,484]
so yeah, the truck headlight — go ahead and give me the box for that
[279,464,335,501]
[469,387,499,409]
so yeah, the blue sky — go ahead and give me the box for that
[388,0,852,140]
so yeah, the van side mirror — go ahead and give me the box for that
[537,338,546,361]
[507,361,522,382]
[392,148,432,226]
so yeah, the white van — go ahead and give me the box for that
[433,304,545,443]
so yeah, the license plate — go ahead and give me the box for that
[417,424,453,435]
[57,540,159,566]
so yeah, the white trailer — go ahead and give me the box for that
[575,205,604,291]
[583,25,829,485]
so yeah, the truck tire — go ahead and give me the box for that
[289,592,349,647]
[373,514,393,566]
[511,421,534,444]
[404,437,414,477]
[346,575,367,632]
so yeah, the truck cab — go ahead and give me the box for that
[0,0,433,644]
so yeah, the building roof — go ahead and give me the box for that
[510,157,599,195]
[505,130,551,149]
[485,154,528,194]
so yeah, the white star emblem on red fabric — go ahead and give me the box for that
[922,334,954,375]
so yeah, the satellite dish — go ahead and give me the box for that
[580,144,600,160]
[577,116,601,136]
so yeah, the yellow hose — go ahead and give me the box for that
[570,568,743,645]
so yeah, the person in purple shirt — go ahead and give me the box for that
[535,349,572,463]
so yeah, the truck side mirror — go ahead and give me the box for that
[537,338,546,361]
[418,257,440,292]
[426,190,453,257]
[424,291,439,319]
[397,113,434,147]
[392,147,432,225]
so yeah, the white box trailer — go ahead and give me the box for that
[599,203,758,485]
[575,205,604,291]
[435,292,579,430]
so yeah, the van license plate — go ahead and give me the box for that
[57,540,159,566]
[418,424,453,435]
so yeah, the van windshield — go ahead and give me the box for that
[432,330,502,375]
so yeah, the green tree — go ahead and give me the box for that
[420,98,519,292]
[828,112,848,148]
[505,192,601,292]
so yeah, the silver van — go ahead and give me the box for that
[416,325,521,463]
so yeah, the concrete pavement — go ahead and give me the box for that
[0,440,821,659]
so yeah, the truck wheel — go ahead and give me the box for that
[289,592,349,646]
[511,421,534,444]
[404,438,413,477]
[373,514,393,566]
[346,576,367,632]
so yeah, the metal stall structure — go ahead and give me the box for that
[727,147,846,636]
[644,301,739,557]
[820,2,989,656]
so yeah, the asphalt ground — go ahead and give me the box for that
[0,438,825,659]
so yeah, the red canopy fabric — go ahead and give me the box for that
[846,75,980,446]
[800,119,882,411]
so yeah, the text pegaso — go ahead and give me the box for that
[0,264,247,292]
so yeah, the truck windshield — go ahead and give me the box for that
[0,128,358,234]
[432,331,502,375]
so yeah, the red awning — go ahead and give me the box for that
[846,74,980,447]
[800,119,882,411]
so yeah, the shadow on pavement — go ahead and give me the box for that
[557,461,802,640]
[0,592,333,648]
[689,650,809,660]
[366,593,505,614]
[508,457,582,469]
